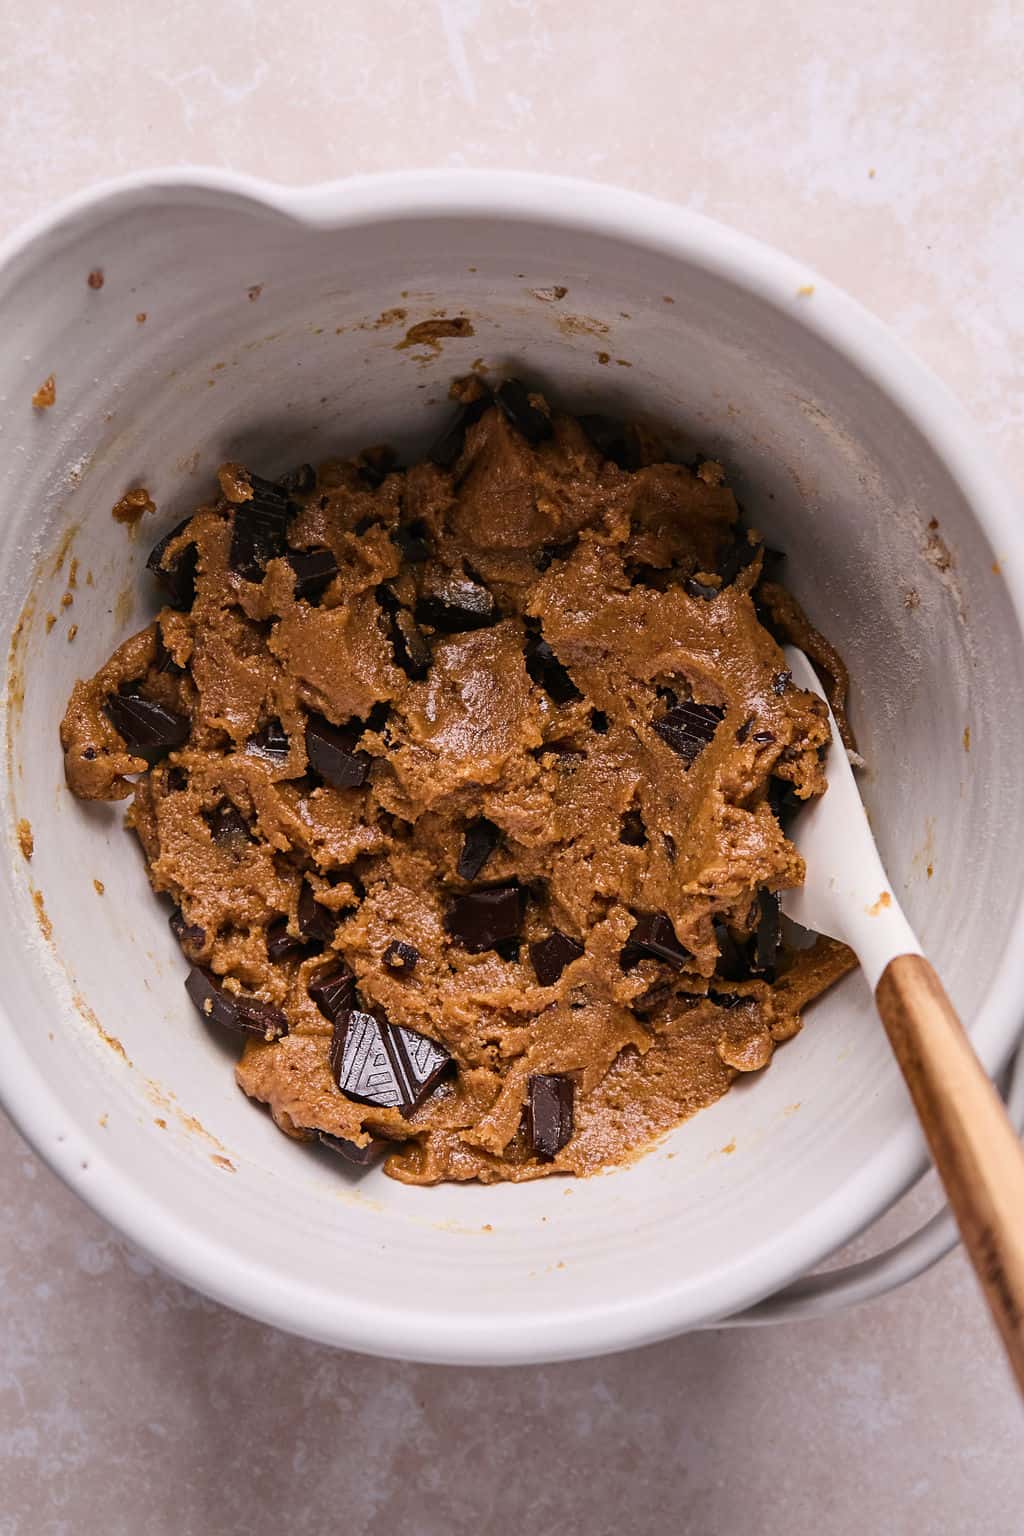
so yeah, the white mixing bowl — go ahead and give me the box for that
[2,170,1022,1365]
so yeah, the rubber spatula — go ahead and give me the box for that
[782,644,1024,1393]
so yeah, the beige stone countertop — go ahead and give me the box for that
[1,1,1022,1530]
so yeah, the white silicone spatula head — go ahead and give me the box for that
[780,645,922,989]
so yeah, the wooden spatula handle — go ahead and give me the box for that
[876,954,1024,1392]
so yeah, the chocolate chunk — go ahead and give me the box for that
[228,477,295,581]
[166,766,188,792]
[653,701,725,764]
[711,991,754,1010]
[330,1010,406,1110]
[495,379,553,445]
[534,537,579,573]
[248,719,290,759]
[751,890,780,978]
[446,883,525,953]
[206,803,252,847]
[772,670,792,697]
[146,518,198,611]
[684,577,720,601]
[524,633,581,705]
[185,968,288,1040]
[530,930,585,986]
[297,881,338,944]
[619,810,647,846]
[714,919,752,983]
[429,392,491,468]
[104,693,190,762]
[621,911,690,971]
[308,962,356,1024]
[526,1073,574,1160]
[718,528,762,587]
[391,608,432,678]
[305,714,370,789]
[736,716,754,744]
[318,1131,386,1167]
[331,1009,451,1116]
[391,520,432,564]
[278,463,316,496]
[288,546,338,602]
[415,576,498,633]
[266,917,306,962]
[383,939,419,974]
[767,776,801,828]
[387,1022,452,1115]
[457,818,500,880]
[590,709,609,734]
[169,907,206,958]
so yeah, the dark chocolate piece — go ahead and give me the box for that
[736,717,754,744]
[621,911,690,971]
[457,818,500,881]
[710,991,754,1010]
[391,520,432,564]
[767,777,802,828]
[206,803,252,848]
[524,633,581,705]
[590,709,609,734]
[714,919,752,983]
[684,577,720,601]
[166,766,188,792]
[717,527,762,587]
[619,810,647,846]
[330,1010,406,1110]
[495,379,553,445]
[169,907,206,958]
[415,576,498,633]
[751,890,780,978]
[185,968,287,1040]
[278,463,316,496]
[772,670,792,697]
[318,1131,386,1167]
[104,693,190,762]
[297,881,338,944]
[330,1009,451,1116]
[534,537,579,573]
[529,930,585,986]
[753,730,775,744]
[305,714,370,789]
[288,546,338,602]
[428,392,491,468]
[266,917,306,962]
[653,701,725,764]
[248,719,290,759]
[154,633,185,677]
[526,1073,574,1160]
[228,476,295,581]
[382,939,419,974]
[308,962,356,1024]
[146,518,198,611]
[391,609,432,678]
[446,883,525,953]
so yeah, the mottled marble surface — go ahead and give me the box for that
[1,1,1022,1530]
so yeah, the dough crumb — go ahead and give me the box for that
[111,488,157,527]
[93,878,105,895]
[16,818,33,860]
[87,269,104,290]
[32,375,56,409]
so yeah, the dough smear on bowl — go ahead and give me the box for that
[60,378,855,1184]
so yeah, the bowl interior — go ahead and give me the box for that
[1,177,1022,1362]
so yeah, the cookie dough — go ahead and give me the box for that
[60,380,855,1184]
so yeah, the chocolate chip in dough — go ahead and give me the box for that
[751,890,780,979]
[391,520,432,564]
[318,1131,386,1167]
[185,968,288,1040]
[457,817,500,881]
[205,803,252,849]
[278,463,316,497]
[684,577,720,601]
[415,575,498,633]
[713,919,752,983]
[331,1009,451,1116]
[621,911,690,971]
[387,1022,453,1115]
[446,883,525,954]
[308,962,356,1024]
[495,379,553,445]
[169,907,206,959]
[524,632,581,705]
[391,608,432,679]
[146,518,198,611]
[526,1073,574,1160]
[428,392,492,468]
[772,670,792,697]
[382,939,419,974]
[529,930,585,986]
[248,719,290,759]
[619,810,647,846]
[653,701,725,764]
[228,476,295,581]
[288,546,338,602]
[305,714,371,789]
[297,881,338,944]
[104,693,190,762]
[266,917,306,962]
[767,776,802,828]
